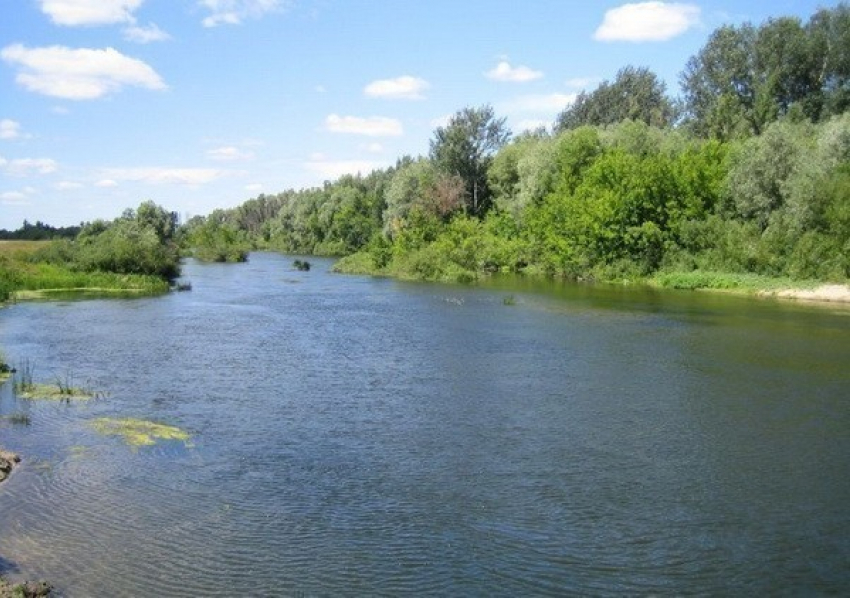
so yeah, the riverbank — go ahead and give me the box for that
[1,241,172,304]
[334,254,850,307]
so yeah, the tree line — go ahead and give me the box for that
[4,4,848,291]
[179,4,849,285]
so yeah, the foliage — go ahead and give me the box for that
[681,5,850,138]
[183,210,250,262]
[0,219,81,241]
[555,66,678,132]
[430,105,511,216]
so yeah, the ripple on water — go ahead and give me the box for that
[0,253,849,595]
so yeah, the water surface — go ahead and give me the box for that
[1,253,848,596]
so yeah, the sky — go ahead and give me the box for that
[0,0,839,229]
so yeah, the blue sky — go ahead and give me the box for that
[0,0,837,229]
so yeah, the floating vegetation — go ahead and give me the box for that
[91,417,191,447]
[0,576,52,597]
[174,281,192,292]
[0,354,14,382]
[502,295,517,306]
[6,412,31,426]
[15,381,96,402]
[293,259,311,271]
[11,362,100,401]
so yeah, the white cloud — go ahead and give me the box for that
[0,186,37,205]
[360,142,384,154]
[594,2,700,42]
[0,119,23,140]
[95,179,118,187]
[364,76,430,100]
[199,0,289,27]
[245,183,263,192]
[39,0,143,26]
[315,85,326,93]
[123,22,171,43]
[101,167,229,186]
[206,146,255,161]
[1,44,167,100]
[0,156,58,176]
[55,181,83,190]
[325,114,403,137]
[486,61,544,83]
[501,93,577,113]
[304,158,383,181]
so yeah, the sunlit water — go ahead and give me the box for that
[1,252,848,596]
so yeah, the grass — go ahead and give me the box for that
[90,417,191,447]
[650,270,819,293]
[12,361,98,401]
[1,242,170,303]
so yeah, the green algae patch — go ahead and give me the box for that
[16,383,94,401]
[91,417,191,447]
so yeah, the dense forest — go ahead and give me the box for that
[3,4,849,296]
[178,4,850,287]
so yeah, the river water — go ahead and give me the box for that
[0,252,848,596]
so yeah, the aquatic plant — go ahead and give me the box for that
[7,412,31,426]
[13,359,35,394]
[502,294,516,306]
[293,259,311,271]
[91,417,191,447]
[12,365,97,401]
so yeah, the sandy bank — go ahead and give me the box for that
[761,284,850,304]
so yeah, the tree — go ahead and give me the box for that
[681,6,850,138]
[555,66,678,132]
[429,105,511,217]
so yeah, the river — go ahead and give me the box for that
[1,252,848,596]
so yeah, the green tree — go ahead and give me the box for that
[430,105,511,217]
[555,66,678,132]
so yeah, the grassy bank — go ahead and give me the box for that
[1,241,170,302]
[334,251,850,304]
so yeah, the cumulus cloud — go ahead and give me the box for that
[95,179,118,187]
[594,2,700,42]
[101,167,229,185]
[206,146,255,161]
[486,61,544,83]
[364,76,430,100]
[325,114,403,137]
[0,156,58,176]
[38,0,143,26]
[199,0,289,27]
[0,119,23,140]
[1,44,166,100]
[304,158,383,181]
[123,22,171,43]
[0,186,37,205]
